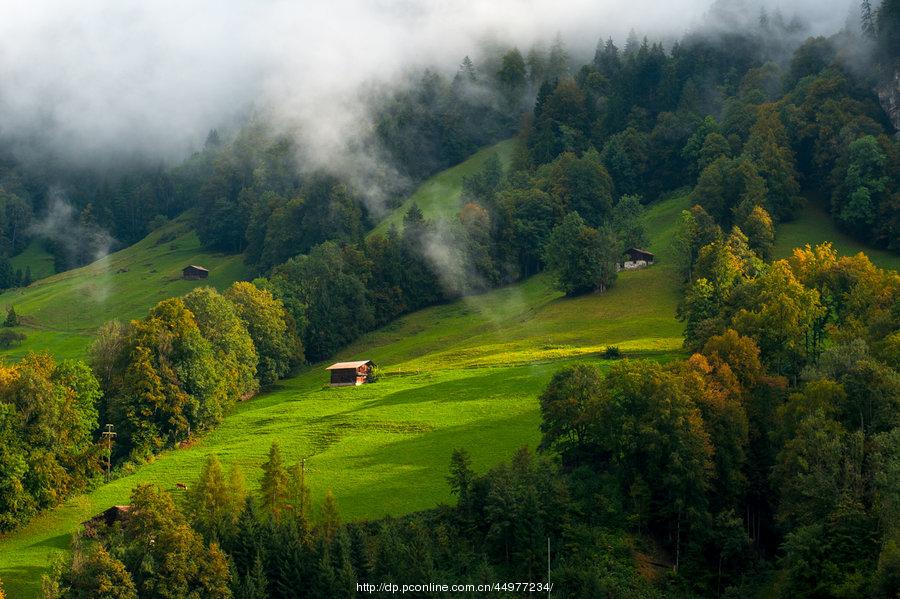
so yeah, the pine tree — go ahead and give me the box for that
[189,454,245,543]
[547,33,569,79]
[261,442,289,519]
[459,56,477,82]
[742,105,801,221]
[121,345,167,459]
[269,517,309,599]
[332,529,357,598]
[861,0,876,38]
[448,449,475,507]
[318,490,341,544]
[287,461,312,525]
[230,498,265,576]
[235,554,269,599]
[3,306,18,327]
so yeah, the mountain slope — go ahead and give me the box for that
[774,202,900,271]
[370,139,516,236]
[0,215,248,360]
[9,239,56,282]
[0,191,688,598]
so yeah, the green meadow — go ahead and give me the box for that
[0,216,248,361]
[774,201,900,271]
[370,139,516,237]
[0,192,688,598]
[9,239,56,282]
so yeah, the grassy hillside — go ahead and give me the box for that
[0,194,689,599]
[9,239,56,282]
[3,158,895,596]
[370,139,516,237]
[0,216,248,361]
[774,203,900,271]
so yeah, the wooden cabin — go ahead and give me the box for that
[82,505,130,536]
[182,265,209,280]
[326,360,375,386]
[621,248,655,270]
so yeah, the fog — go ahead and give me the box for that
[0,0,858,170]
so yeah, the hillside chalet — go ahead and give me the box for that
[182,265,209,280]
[621,248,655,270]
[326,360,375,386]
[82,505,130,537]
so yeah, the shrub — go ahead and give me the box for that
[0,330,25,348]
[603,346,623,359]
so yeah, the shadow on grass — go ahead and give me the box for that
[337,364,557,416]
[28,532,71,551]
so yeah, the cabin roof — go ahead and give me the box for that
[326,360,373,370]
[82,505,131,526]
[184,265,209,272]
[626,248,654,257]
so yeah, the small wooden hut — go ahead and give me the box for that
[182,265,209,280]
[621,248,655,270]
[81,505,130,536]
[326,360,375,386]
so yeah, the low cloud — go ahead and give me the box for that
[29,188,115,266]
[0,0,857,170]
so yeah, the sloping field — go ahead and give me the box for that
[0,194,689,598]
[370,139,516,236]
[9,239,56,282]
[774,202,900,271]
[0,216,248,360]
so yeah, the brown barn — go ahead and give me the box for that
[81,505,130,536]
[625,248,655,263]
[621,248,655,270]
[182,265,209,280]
[326,360,375,386]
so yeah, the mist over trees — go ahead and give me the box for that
[0,0,898,597]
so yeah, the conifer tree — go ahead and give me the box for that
[318,490,341,544]
[861,0,876,38]
[261,442,289,519]
[120,346,168,459]
[3,306,18,328]
[189,454,246,543]
[742,105,801,221]
[235,555,269,599]
[287,461,312,524]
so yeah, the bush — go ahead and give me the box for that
[367,365,382,382]
[603,346,623,359]
[148,214,170,231]
[0,330,25,348]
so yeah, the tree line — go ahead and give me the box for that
[39,232,898,597]
[0,281,300,532]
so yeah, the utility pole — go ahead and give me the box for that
[101,424,116,483]
[547,537,551,597]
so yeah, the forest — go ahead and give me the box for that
[0,0,897,597]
